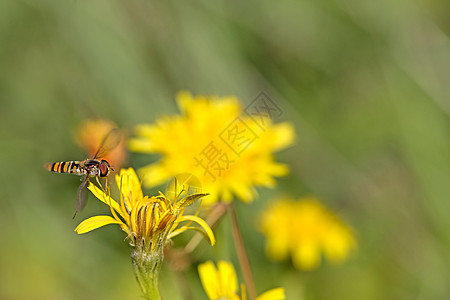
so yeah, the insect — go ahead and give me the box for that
[45,128,121,217]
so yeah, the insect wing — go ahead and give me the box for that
[73,176,89,218]
[93,128,121,159]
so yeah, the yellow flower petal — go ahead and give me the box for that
[87,183,122,214]
[271,123,296,151]
[323,227,356,263]
[293,241,321,271]
[173,215,215,246]
[139,163,173,188]
[116,168,143,206]
[75,215,122,234]
[255,288,285,300]
[265,236,290,261]
[217,261,238,297]
[127,137,154,153]
[198,261,221,299]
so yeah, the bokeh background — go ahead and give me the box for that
[1,0,449,299]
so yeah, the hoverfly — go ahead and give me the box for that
[45,128,121,217]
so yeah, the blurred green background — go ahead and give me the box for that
[1,0,449,299]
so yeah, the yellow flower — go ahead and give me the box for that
[75,168,215,249]
[198,261,285,300]
[129,91,295,205]
[75,168,215,299]
[259,197,357,271]
[76,119,126,169]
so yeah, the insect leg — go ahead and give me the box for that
[95,176,106,193]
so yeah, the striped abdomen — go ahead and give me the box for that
[45,161,84,175]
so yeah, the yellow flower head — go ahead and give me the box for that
[74,168,215,251]
[129,91,295,205]
[259,197,357,271]
[198,260,285,300]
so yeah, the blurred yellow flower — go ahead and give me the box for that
[198,260,285,300]
[76,119,126,169]
[259,197,356,271]
[75,168,215,249]
[129,91,295,205]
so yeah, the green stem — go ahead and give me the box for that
[131,244,163,300]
